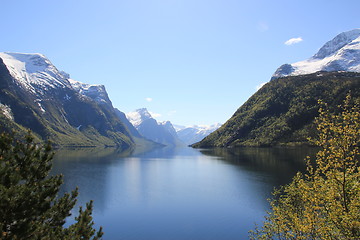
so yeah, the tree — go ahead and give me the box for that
[250,94,360,239]
[0,132,103,239]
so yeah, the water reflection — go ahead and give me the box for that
[200,147,317,186]
[51,148,126,213]
[51,146,317,240]
[51,146,202,213]
[132,146,205,158]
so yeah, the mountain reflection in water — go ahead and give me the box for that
[51,146,316,240]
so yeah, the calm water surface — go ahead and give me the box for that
[52,146,316,240]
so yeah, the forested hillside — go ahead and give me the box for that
[193,71,360,148]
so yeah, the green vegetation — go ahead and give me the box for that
[0,59,134,148]
[0,131,103,239]
[250,95,360,239]
[193,71,360,148]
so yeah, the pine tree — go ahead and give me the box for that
[250,94,360,239]
[0,131,103,239]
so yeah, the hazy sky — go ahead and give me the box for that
[1,0,359,126]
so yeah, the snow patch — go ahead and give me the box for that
[0,103,14,120]
[64,94,71,101]
[34,99,46,113]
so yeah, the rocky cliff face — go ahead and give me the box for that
[0,52,134,148]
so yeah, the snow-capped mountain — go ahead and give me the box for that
[127,108,183,146]
[127,108,153,128]
[177,123,222,145]
[272,29,360,79]
[159,121,179,138]
[0,52,71,94]
[0,52,135,147]
[69,79,112,106]
[114,108,142,138]
[68,78,145,142]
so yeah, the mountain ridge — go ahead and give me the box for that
[194,29,360,148]
[176,123,221,145]
[193,71,360,148]
[0,52,136,148]
[272,29,360,79]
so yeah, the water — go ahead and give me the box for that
[51,146,316,240]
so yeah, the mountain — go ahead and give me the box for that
[114,108,142,138]
[272,29,360,79]
[159,121,179,140]
[193,29,360,148]
[0,52,134,148]
[68,79,156,147]
[126,108,153,128]
[193,71,360,148]
[69,78,113,106]
[177,124,221,145]
[127,108,183,146]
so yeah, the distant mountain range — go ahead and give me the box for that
[0,52,217,148]
[126,108,220,146]
[0,52,151,148]
[194,29,360,148]
[2,29,359,149]
[175,124,221,145]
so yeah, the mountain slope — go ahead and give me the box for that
[193,71,360,148]
[194,29,360,148]
[273,29,360,79]
[127,108,183,146]
[0,52,134,148]
[114,108,142,138]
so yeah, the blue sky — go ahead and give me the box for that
[1,0,359,126]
